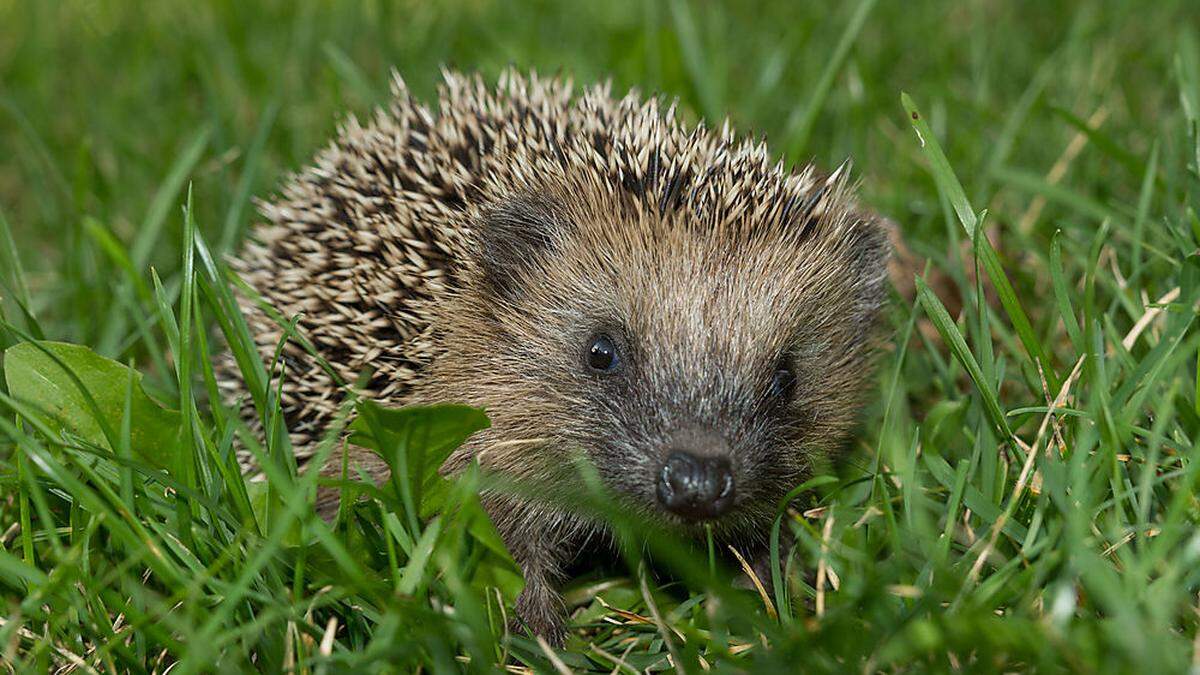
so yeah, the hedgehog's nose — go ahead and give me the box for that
[656,451,735,521]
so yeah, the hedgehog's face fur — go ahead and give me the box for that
[433,171,888,535]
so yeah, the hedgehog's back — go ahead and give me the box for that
[224,71,595,462]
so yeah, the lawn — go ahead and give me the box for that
[2,0,1200,672]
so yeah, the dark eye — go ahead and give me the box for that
[586,334,619,373]
[770,362,796,401]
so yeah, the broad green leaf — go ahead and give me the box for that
[350,401,491,476]
[2,341,181,469]
[351,401,490,527]
[349,402,520,598]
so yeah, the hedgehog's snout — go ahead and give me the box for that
[654,430,735,521]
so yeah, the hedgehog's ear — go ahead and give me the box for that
[475,197,561,301]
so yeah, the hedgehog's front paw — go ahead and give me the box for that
[510,582,568,647]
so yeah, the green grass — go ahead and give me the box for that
[2,0,1200,671]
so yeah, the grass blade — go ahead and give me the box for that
[784,0,878,157]
[916,275,1013,441]
[903,93,1060,393]
[130,126,212,270]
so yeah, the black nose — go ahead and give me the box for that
[656,451,736,520]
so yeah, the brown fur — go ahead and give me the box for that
[225,69,891,643]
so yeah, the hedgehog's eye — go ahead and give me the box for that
[770,362,796,401]
[586,334,619,373]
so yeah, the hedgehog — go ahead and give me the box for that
[225,69,891,643]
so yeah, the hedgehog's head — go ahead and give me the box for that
[434,165,889,535]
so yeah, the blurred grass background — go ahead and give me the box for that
[1,0,1189,309]
[3,0,1200,672]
